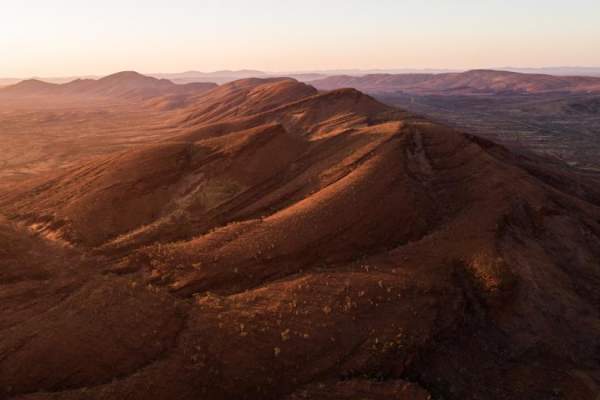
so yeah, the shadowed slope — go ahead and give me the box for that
[0,85,399,249]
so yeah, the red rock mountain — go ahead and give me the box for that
[1,77,600,400]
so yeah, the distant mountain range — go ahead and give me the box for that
[0,71,216,103]
[3,67,600,88]
[311,69,600,95]
[5,69,600,114]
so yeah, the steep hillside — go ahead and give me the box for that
[1,79,600,400]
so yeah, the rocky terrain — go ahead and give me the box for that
[1,74,600,399]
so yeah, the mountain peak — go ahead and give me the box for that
[101,70,145,79]
[98,71,165,84]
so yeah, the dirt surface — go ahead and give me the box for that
[1,74,600,400]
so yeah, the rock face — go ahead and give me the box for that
[1,78,600,400]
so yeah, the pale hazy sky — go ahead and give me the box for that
[2,0,600,77]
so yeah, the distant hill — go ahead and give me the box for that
[0,71,217,102]
[0,79,58,96]
[311,69,600,95]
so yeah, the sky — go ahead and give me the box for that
[2,0,600,77]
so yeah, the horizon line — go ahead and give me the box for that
[4,65,600,81]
